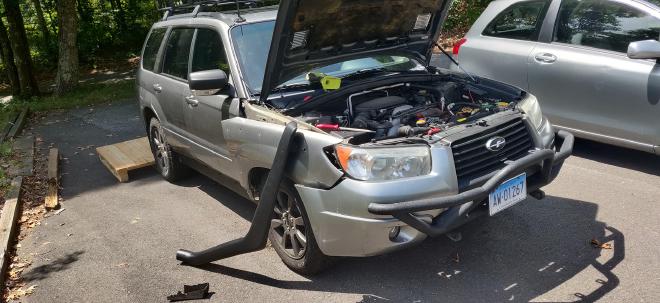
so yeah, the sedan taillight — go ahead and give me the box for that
[452,38,467,56]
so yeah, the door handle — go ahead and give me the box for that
[185,96,199,107]
[534,53,557,64]
[153,84,162,93]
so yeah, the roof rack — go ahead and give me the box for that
[156,0,266,22]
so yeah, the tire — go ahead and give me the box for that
[268,179,332,275]
[147,118,190,182]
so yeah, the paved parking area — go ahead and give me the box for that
[14,100,660,302]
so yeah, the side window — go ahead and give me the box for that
[142,28,166,72]
[483,0,551,41]
[191,29,230,74]
[554,0,660,53]
[162,28,195,80]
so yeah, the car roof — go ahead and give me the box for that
[155,5,277,27]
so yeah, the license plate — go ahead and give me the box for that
[489,173,527,216]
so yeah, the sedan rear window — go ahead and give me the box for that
[483,0,551,41]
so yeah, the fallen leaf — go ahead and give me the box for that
[115,262,129,268]
[590,238,613,249]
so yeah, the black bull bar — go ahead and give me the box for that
[367,130,575,237]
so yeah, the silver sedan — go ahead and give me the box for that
[452,0,660,154]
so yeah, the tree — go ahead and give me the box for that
[54,0,78,95]
[30,0,51,48]
[1,0,39,98]
[0,17,19,96]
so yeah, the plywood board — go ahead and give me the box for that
[96,137,155,182]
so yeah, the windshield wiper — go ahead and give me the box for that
[271,82,312,93]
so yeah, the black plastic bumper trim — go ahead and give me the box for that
[367,130,574,237]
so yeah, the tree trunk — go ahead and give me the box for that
[1,0,40,98]
[109,0,127,35]
[30,0,50,47]
[0,18,19,96]
[54,0,79,95]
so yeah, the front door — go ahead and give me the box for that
[527,0,660,150]
[182,28,237,175]
[156,27,196,151]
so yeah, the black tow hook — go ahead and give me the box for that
[176,122,298,266]
[529,189,546,200]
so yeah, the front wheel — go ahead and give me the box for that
[148,118,189,182]
[268,180,332,275]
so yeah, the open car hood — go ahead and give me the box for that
[259,0,452,103]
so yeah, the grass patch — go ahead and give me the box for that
[0,141,12,194]
[0,109,18,133]
[0,141,11,157]
[20,80,135,112]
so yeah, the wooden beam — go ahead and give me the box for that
[0,177,24,288]
[45,148,59,209]
[7,107,28,139]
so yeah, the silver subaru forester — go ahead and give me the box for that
[138,0,574,274]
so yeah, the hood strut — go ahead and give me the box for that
[176,122,298,265]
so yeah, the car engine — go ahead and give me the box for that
[300,81,517,143]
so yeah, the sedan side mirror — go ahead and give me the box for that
[188,69,228,96]
[628,40,660,60]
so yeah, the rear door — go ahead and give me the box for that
[182,27,236,174]
[155,27,196,150]
[459,0,552,89]
[527,0,660,150]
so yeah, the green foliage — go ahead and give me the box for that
[443,0,495,37]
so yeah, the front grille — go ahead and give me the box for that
[451,118,534,183]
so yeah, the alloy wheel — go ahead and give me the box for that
[150,126,170,176]
[270,189,307,259]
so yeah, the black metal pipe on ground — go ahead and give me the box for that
[176,122,298,266]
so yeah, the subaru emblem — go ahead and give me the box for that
[486,136,506,152]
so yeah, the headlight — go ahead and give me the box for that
[517,94,544,130]
[335,145,431,181]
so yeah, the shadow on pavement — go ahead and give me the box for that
[21,251,85,282]
[190,195,624,302]
[572,138,660,176]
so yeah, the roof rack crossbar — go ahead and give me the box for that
[157,0,262,20]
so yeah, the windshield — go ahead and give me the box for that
[230,21,423,94]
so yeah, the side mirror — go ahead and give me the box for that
[628,40,660,60]
[188,69,228,95]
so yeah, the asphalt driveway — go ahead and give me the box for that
[13,100,660,302]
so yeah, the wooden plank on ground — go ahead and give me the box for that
[0,177,24,287]
[45,148,59,209]
[7,107,28,139]
[96,137,155,182]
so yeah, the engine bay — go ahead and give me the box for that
[296,79,523,144]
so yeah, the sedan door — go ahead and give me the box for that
[182,28,236,175]
[527,0,660,152]
[458,0,552,89]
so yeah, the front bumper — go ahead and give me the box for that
[296,130,574,257]
[367,130,574,237]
